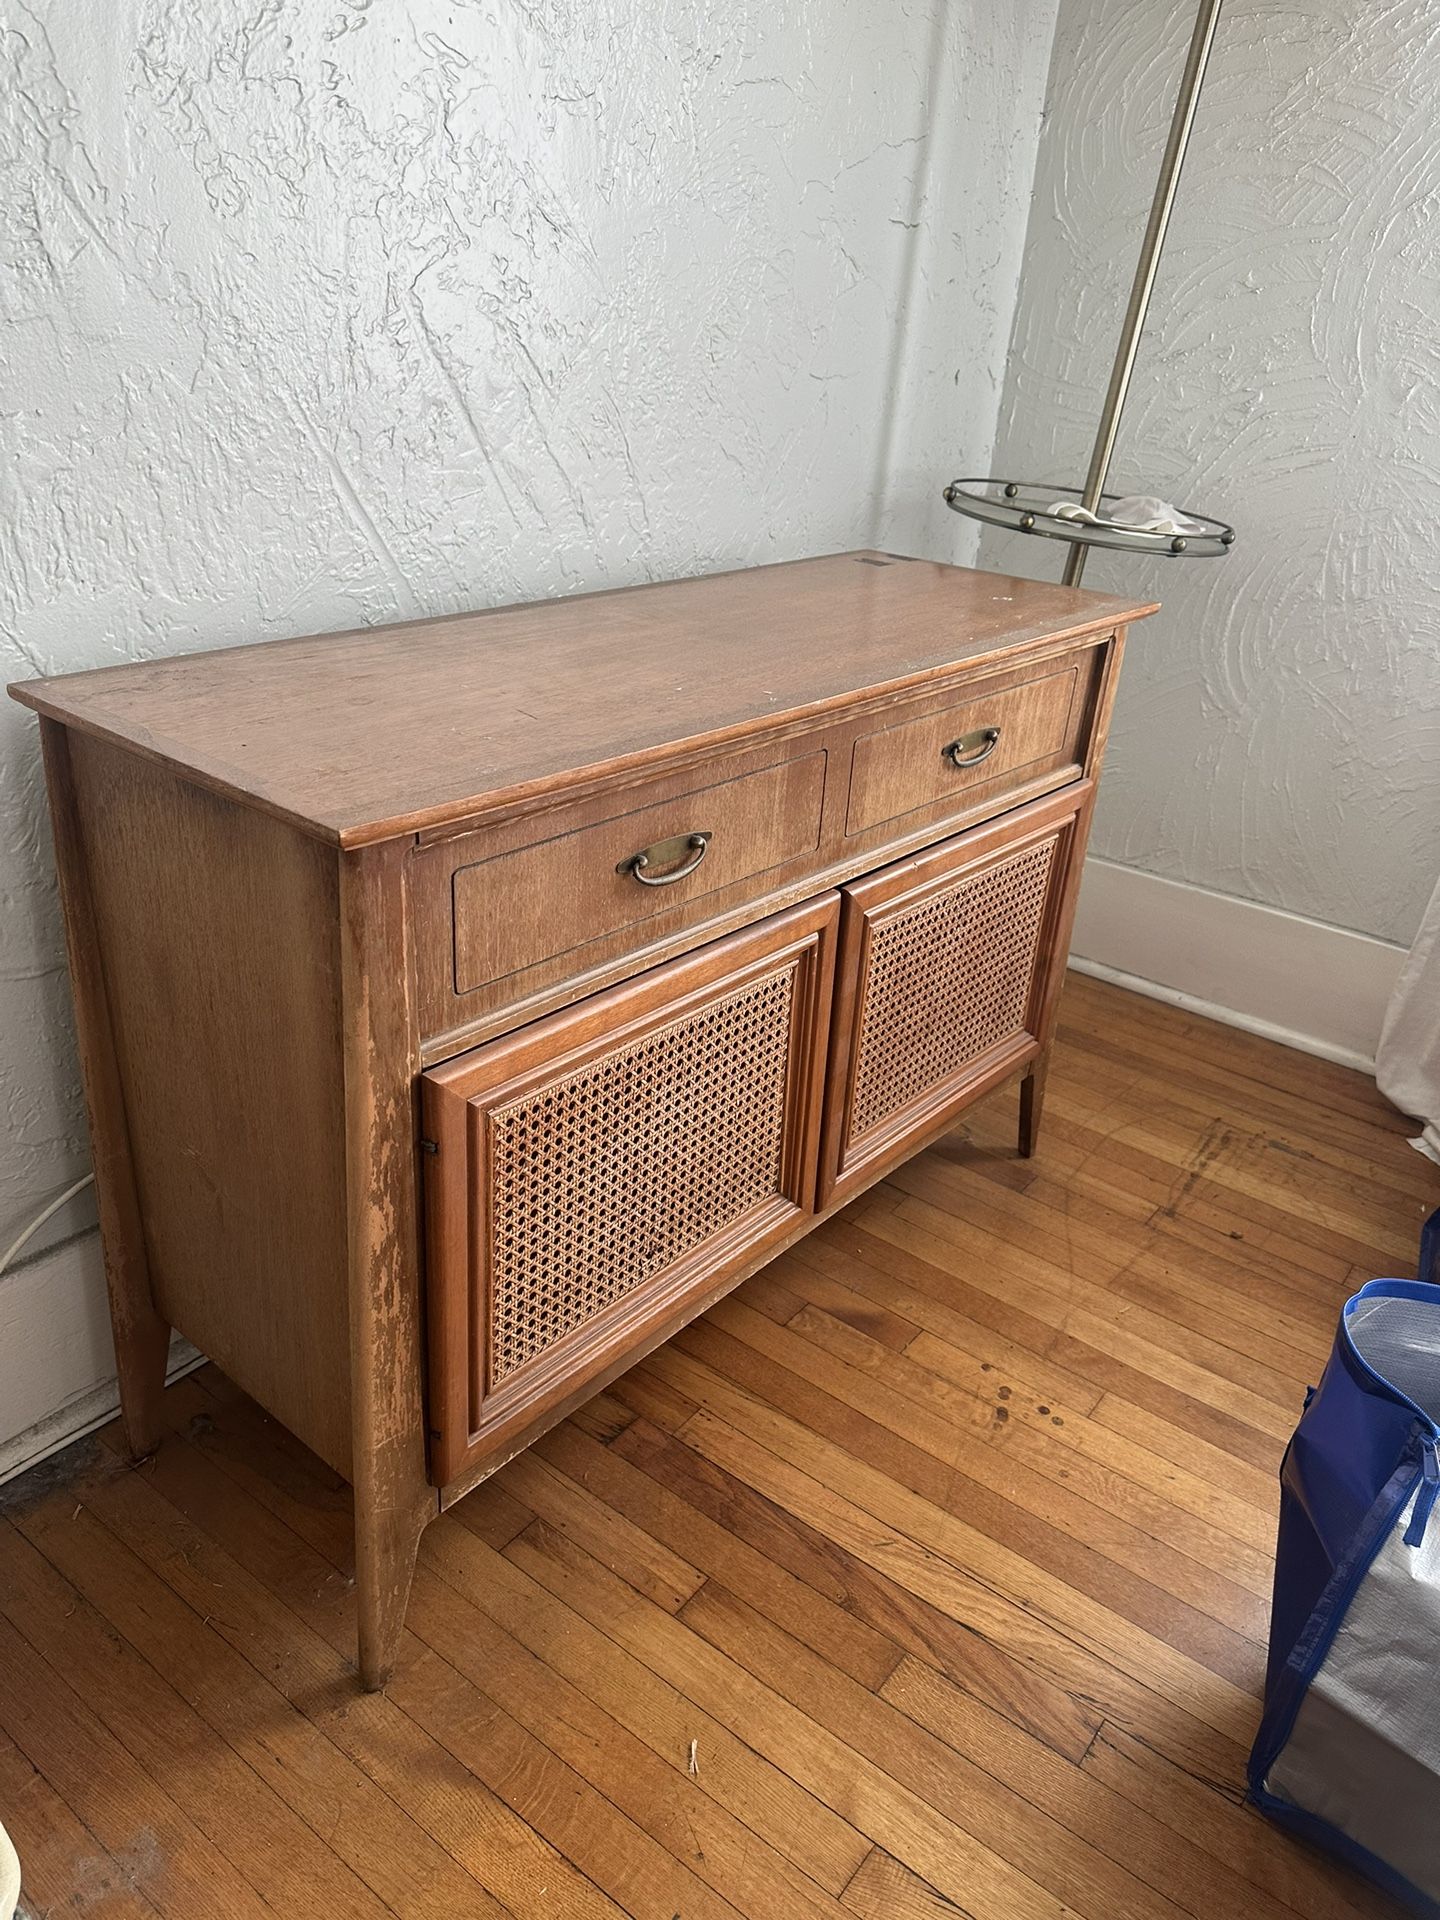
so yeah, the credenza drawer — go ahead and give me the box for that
[422,894,838,1484]
[846,657,1089,837]
[449,750,827,999]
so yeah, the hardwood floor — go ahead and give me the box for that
[2,974,1433,1920]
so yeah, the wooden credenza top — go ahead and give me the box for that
[8,550,1155,848]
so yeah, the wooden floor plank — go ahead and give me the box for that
[956,1095,1380,1290]
[653,1327,1269,1683]
[0,1506,395,1920]
[0,1725,163,1920]
[788,1298,1276,1578]
[0,1600,274,1920]
[1079,1719,1399,1920]
[498,1448,707,1614]
[887,1144,1345,1358]
[681,1581,1195,1920]
[603,1420,1254,1792]
[0,972,1422,1919]
[176,1375,870,1911]
[871,1196,1304,1426]
[842,1847,976,1918]
[717,1290,1276,1605]
[1011,1109,1414,1279]
[785,1264,1272,1536]
[420,1518,872,1900]
[79,1431,600,1920]
[784,1226,1112,1415]
[1053,1085,1425,1256]
[884,1656,1382,1920]
[1050,1043,1432,1216]
[531,1417,907,1694]
[505,1518,1080,1920]
[845,1208,1289,1469]
[1089,1391,1283,1511]
[405,1561,853,1920]
[660,1378,1259,1742]
[1055,990,1420,1160]
[611,1413,1106,1763]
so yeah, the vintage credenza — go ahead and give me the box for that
[9,552,1155,1686]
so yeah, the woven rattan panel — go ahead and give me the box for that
[485,967,796,1387]
[849,835,1057,1142]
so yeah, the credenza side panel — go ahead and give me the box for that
[66,733,353,1475]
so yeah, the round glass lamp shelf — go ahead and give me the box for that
[944,478,1235,560]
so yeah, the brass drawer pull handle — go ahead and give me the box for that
[619,831,711,887]
[943,725,1001,770]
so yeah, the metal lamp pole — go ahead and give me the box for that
[1062,0,1225,587]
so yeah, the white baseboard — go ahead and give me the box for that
[0,1230,202,1487]
[1069,857,1407,1073]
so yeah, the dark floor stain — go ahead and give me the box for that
[0,1434,110,1514]
[1268,1138,1317,1161]
[1152,1118,1236,1224]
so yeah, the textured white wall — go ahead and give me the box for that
[982,0,1440,949]
[0,2,1057,1413]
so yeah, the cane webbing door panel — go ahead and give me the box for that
[821,789,1083,1205]
[422,894,838,1484]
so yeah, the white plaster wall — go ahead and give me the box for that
[982,0,1440,950]
[0,0,1059,1456]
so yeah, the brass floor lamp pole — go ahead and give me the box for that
[945,0,1234,572]
[1062,0,1226,586]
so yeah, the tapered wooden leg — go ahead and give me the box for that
[40,719,173,1461]
[354,1466,433,1691]
[111,1302,173,1461]
[340,840,438,1691]
[1019,1048,1050,1158]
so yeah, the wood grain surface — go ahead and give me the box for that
[59,728,353,1476]
[8,553,1154,845]
[1,973,1425,1919]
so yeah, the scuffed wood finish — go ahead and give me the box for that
[9,553,1155,846]
[10,558,1155,1688]
[62,731,353,1476]
[0,976,1420,1920]
[338,842,439,1689]
[1019,1047,1052,1158]
[36,721,171,1461]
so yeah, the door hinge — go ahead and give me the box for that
[419,1137,439,1156]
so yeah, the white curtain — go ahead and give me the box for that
[1377,872,1440,1167]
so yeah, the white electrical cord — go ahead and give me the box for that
[0,1173,95,1281]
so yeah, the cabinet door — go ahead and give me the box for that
[821,787,1085,1205]
[422,894,838,1486]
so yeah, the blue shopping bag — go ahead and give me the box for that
[1250,1278,1440,1914]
